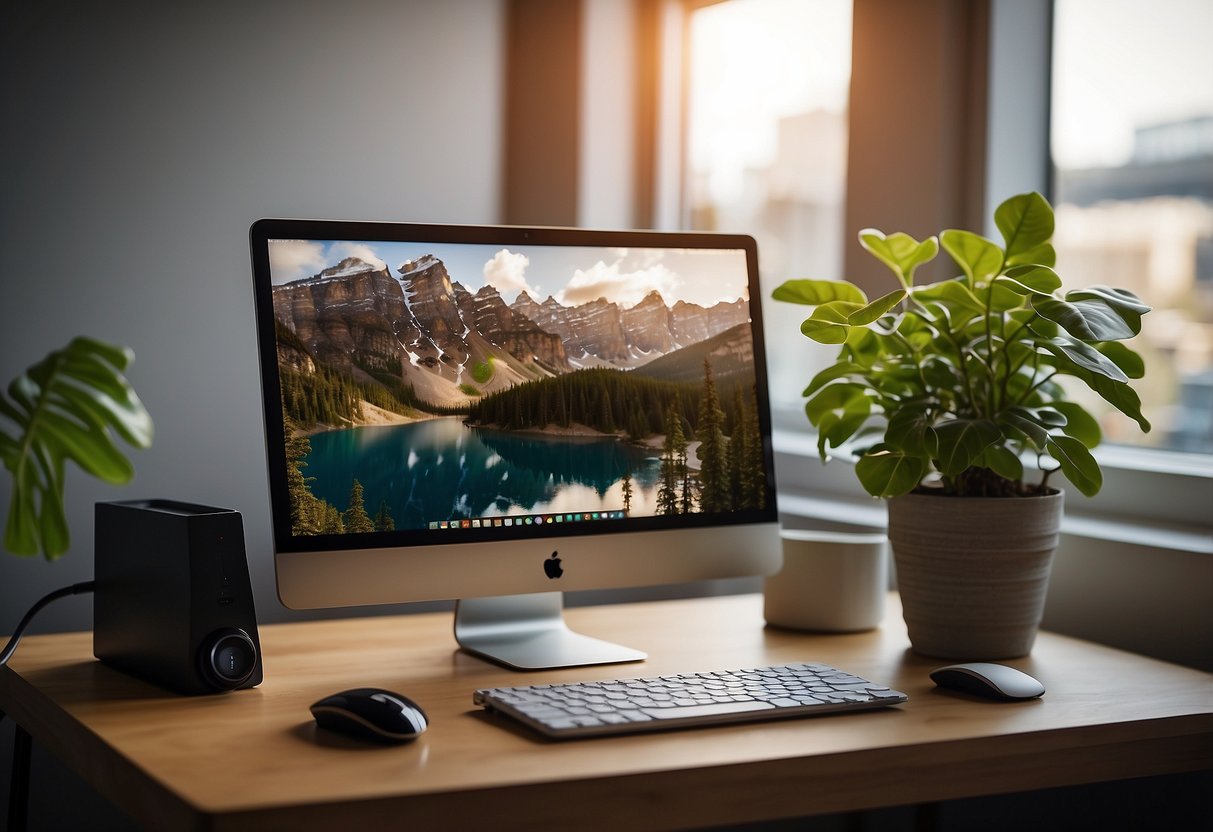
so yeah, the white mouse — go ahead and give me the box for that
[930,662,1045,700]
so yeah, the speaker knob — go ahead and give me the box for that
[199,628,258,690]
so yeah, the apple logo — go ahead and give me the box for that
[544,551,564,579]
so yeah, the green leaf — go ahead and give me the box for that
[1052,401,1101,449]
[1034,407,1069,428]
[844,327,881,367]
[885,407,939,457]
[858,230,938,287]
[805,383,870,426]
[60,354,134,402]
[50,381,153,447]
[978,444,1024,482]
[1031,294,1139,341]
[818,409,871,459]
[772,279,867,306]
[933,418,1002,476]
[994,192,1054,264]
[1040,338,1129,382]
[989,281,1029,312]
[847,289,906,326]
[897,311,929,335]
[1046,434,1103,497]
[805,384,871,461]
[800,301,860,344]
[880,363,930,398]
[1003,407,1050,448]
[1024,315,1060,339]
[8,375,39,413]
[1066,286,1150,334]
[1071,369,1151,433]
[855,450,928,498]
[996,265,1062,295]
[1095,341,1145,379]
[1,337,153,559]
[912,279,986,320]
[68,336,133,371]
[38,410,134,484]
[1006,242,1056,268]
[920,356,963,391]
[4,454,42,556]
[34,447,70,559]
[802,362,864,397]
[0,433,17,469]
[940,229,1004,284]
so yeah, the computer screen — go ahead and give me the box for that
[250,220,780,668]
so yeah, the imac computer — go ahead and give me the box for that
[249,220,780,670]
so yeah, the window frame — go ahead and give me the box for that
[660,0,1212,542]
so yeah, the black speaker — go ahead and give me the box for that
[93,499,263,695]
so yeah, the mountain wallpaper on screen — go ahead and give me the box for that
[271,252,766,534]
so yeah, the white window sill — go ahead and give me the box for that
[772,427,1213,554]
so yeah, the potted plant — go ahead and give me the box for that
[1,337,153,559]
[774,192,1151,659]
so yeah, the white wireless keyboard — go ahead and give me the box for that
[473,662,907,739]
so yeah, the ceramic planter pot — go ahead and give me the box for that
[887,490,1063,660]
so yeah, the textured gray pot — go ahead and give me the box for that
[888,490,1063,660]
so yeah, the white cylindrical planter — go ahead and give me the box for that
[764,529,888,632]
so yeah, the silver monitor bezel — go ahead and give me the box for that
[250,219,781,611]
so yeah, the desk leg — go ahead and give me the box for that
[7,720,31,832]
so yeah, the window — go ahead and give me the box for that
[1051,0,1213,455]
[683,0,852,427]
[658,0,1210,669]
[669,0,1208,521]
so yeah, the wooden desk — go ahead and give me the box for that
[2,594,1211,831]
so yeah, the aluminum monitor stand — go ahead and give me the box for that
[454,592,647,670]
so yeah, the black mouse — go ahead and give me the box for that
[310,688,428,743]
[930,662,1045,701]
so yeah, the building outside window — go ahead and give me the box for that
[1051,0,1213,455]
[684,0,852,426]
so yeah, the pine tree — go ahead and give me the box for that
[319,501,345,534]
[600,389,615,433]
[741,385,766,509]
[374,500,395,532]
[727,388,745,510]
[679,449,695,514]
[343,479,375,533]
[283,416,322,535]
[621,472,634,513]
[696,359,730,512]
[656,403,684,515]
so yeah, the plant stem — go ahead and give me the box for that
[982,287,998,411]
[943,328,984,418]
[1014,368,1058,408]
[888,330,930,391]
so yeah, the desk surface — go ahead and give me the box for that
[2,593,1211,832]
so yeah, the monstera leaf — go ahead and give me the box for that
[0,337,153,559]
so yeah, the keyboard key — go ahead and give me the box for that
[644,701,775,720]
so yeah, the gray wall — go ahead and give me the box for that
[0,0,504,633]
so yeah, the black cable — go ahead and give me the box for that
[0,581,95,668]
[0,581,95,732]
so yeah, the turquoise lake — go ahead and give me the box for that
[303,417,662,529]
